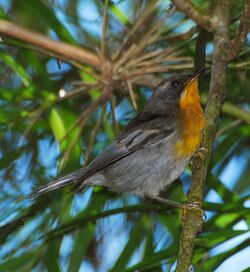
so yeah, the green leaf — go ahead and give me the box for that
[125,247,177,272]
[143,227,154,259]
[0,148,21,170]
[45,202,162,239]
[49,108,66,144]
[207,173,239,202]
[68,224,95,272]
[0,6,8,19]
[0,249,41,271]
[242,267,250,272]
[195,230,246,248]
[0,50,31,86]
[17,0,77,43]
[110,3,131,27]
[46,240,60,272]
[215,213,243,228]
[197,238,250,271]
[110,220,145,272]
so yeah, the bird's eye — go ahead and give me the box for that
[172,80,180,87]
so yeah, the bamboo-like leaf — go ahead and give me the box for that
[109,220,145,272]
[16,0,77,43]
[68,225,95,272]
[0,50,31,86]
[49,108,66,150]
[46,240,60,272]
[109,3,131,27]
[0,249,42,271]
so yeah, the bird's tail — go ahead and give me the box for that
[29,168,86,199]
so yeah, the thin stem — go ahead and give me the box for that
[172,0,212,32]
[85,104,106,164]
[59,96,106,170]
[216,119,242,137]
[101,0,109,58]
[110,95,119,135]
[127,80,137,109]
[59,96,105,144]
[147,195,193,210]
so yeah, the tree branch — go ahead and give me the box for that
[171,0,212,32]
[0,19,101,68]
[176,0,242,271]
[227,0,250,60]
[1,18,248,127]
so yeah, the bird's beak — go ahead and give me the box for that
[184,67,206,86]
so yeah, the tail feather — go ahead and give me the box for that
[29,168,86,199]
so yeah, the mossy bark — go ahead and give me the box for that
[175,0,239,271]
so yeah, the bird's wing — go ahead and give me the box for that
[30,115,175,198]
[82,117,174,178]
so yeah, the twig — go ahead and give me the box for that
[120,35,196,79]
[59,96,107,169]
[229,60,250,68]
[113,44,137,72]
[23,106,47,139]
[200,94,250,124]
[122,63,194,78]
[171,0,212,32]
[60,95,105,144]
[101,0,109,58]
[124,49,173,68]
[110,95,119,135]
[130,56,191,68]
[112,2,157,61]
[124,49,182,69]
[118,20,165,68]
[227,0,250,60]
[114,8,175,72]
[58,84,98,101]
[216,119,242,137]
[126,80,137,109]
[164,26,197,42]
[0,213,33,244]
[85,105,106,164]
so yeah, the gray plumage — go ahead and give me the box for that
[30,74,200,199]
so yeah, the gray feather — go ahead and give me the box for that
[29,168,86,199]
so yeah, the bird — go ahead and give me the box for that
[30,69,206,208]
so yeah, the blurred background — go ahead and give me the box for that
[0,0,249,271]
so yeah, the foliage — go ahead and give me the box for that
[0,0,249,271]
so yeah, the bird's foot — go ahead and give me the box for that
[146,195,191,210]
[195,147,209,160]
[182,201,206,227]
[183,201,201,210]
[147,196,206,227]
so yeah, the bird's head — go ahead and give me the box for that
[151,68,205,109]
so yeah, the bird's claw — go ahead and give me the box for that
[195,147,209,160]
[183,201,201,210]
[182,201,206,225]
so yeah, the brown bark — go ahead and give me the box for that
[0,19,101,68]
[175,0,250,271]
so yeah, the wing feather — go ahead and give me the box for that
[83,124,173,178]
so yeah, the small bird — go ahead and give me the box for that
[30,69,206,207]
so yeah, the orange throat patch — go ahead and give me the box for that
[175,78,206,158]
